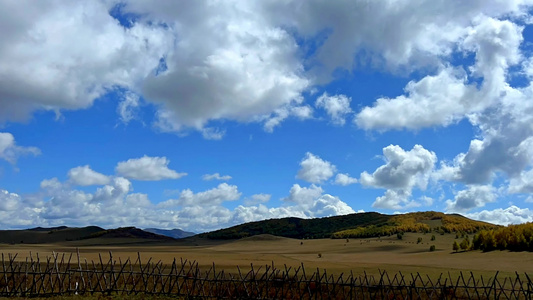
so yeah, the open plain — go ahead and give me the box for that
[1,232,531,280]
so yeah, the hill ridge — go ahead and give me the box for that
[200,211,499,240]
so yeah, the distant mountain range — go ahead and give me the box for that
[144,228,196,239]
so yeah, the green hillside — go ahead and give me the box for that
[200,211,499,240]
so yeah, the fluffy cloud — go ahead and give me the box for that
[445,185,497,213]
[372,190,420,210]
[0,178,351,232]
[68,165,110,186]
[159,183,241,207]
[233,184,355,224]
[115,155,186,181]
[361,145,437,190]
[466,206,533,225]
[356,17,522,131]
[2,1,530,138]
[509,169,533,194]
[315,93,352,125]
[0,1,171,123]
[296,152,337,184]
[334,173,358,186]
[202,173,232,181]
[243,193,271,206]
[0,132,40,164]
[118,1,309,135]
[355,67,478,130]
[0,189,21,211]
[360,144,437,210]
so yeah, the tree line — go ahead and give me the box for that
[471,222,533,252]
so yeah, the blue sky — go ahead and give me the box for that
[1,1,533,232]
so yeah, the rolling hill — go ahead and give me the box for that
[0,226,104,244]
[0,226,174,244]
[200,211,499,240]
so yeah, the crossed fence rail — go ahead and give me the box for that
[0,251,532,299]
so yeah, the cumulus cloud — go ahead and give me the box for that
[233,184,355,224]
[243,193,271,206]
[334,173,358,186]
[159,183,241,207]
[466,205,533,225]
[117,1,309,135]
[355,68,478,130]
[0,189,21,211]
[1,0,530,139]
[0,132,40,164]
[360,144,437,210]
[445,185,497,213]
[509,169,533,194]
[67,165,110,186]
[296,152,337,184]
[315,93,352,125]
[115,155,186,181]
[202,173,232,181]
[0,1,171,123]
[372,190,420,210]
[360,145,437,190]
[0,178,353,232]
[355,17,522,131]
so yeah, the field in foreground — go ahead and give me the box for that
[1,232,532,279]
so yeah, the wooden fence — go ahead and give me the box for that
[0,251,532,299]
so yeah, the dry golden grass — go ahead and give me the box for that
[1,232,531,280]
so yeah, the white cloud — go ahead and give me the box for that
[262,105,313,133]
[0,178,355,232]
[445,185,497,213]
[118,1,309,135]
[201,128,226,140]
[360,144,437,210]
[315,92,352,125]
[243,193,271,206]
[360,144,437,190]
[509,169,533,194]
[269,1,527,79]
[0,132,40,164]
[159,183,241,207]
[117,91,141,124]
[372,189,421,210]
[67,165,110,186]
[0,189,21,211]
[202,173,232,181]
[354,15,522,131]
[233,184,355,223]
[115,155,186,181]
[0,1,171,123]
[355,67,478,130]
[296,152,337,184]
[334,173,358,186]
[465,205,533,225]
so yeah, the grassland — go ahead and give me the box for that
[1,232,531,281]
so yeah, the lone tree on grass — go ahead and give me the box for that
[460,237,470,251]
[453,240,460,252]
